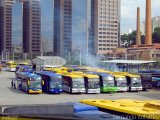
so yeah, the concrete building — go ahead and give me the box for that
[0,0,13,54]
[152,16,160,32]
[54,0,72,56]
[94,0,120,55]
[12,0,41,57]
[32,56,66,71]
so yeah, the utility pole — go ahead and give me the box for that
[79,49,82,66]
[68,52,71,64]
[12,51,14,61]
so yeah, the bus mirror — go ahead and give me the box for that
[42,80,44,85]
[27,80,30,85]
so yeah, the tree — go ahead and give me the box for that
[121,34,129,42]
[128,30,137,45]
[153,27,160,43]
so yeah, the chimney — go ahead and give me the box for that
[136,7,141,46]
[145,0,152,46]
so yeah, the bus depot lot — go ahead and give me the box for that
[0,71,160,105]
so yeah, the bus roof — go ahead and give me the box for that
[113,72,140,77]
[19,72,41,79]
[94,72,113,77]
[111,73,126,78]
[101,60,157,64]
[77,73,99,78]
[62,73,84,78]
[37,71,61,77]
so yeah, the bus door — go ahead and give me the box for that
[41,75,49,93]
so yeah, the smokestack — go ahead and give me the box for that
[145,0,152,46]
[136,7,141,46]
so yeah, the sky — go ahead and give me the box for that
[121,0,160,33]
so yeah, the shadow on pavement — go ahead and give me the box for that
[7,87,25,94]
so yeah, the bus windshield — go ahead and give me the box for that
[116,77,127,87]
[50,76,62,89]
[29,81,42,89]
[72,78,84,88]
[88,78,100,89]
[103,76,114,87]
[50,81,62,89]
[131,77,142,87]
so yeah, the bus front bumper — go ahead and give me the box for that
[87,89,100,93]
[117,87,128,92]
[101,87,118,92]
[28,90,42,94]
[72,88,85,93]
[49,89,63,94]
[130,86,143,91]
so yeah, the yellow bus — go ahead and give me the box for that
[75,73,100,93]
[111,73,128,92]
[6,61,17,72]
[114,72,143,91]
[62,73,85,93]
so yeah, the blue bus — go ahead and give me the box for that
[36,71,63,94]
[15,72,43,94]
[15,65,34,78]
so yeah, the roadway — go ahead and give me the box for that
[0,70,160,105]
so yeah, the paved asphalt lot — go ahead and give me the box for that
[0,71,160,105]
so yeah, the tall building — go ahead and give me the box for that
[72,0,95,55]
[94,0,120,55]
[12,0,41,56]
[0,0,13,54]
[54,0,72,56]
[152,16,160,32]
[12,1,23,54]
[41,0,54,55]
[87,0,95,54]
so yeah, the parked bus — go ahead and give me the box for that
[15,72,43,94]
[111,73,128,92]
[84,71,117,93]
[114,72,142,91]
[95,72,118,93]
[62,73,85,93]
[76,73,100,94]
[15,66,34,78]
[6,61,17,72]
[36,71,63,94]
